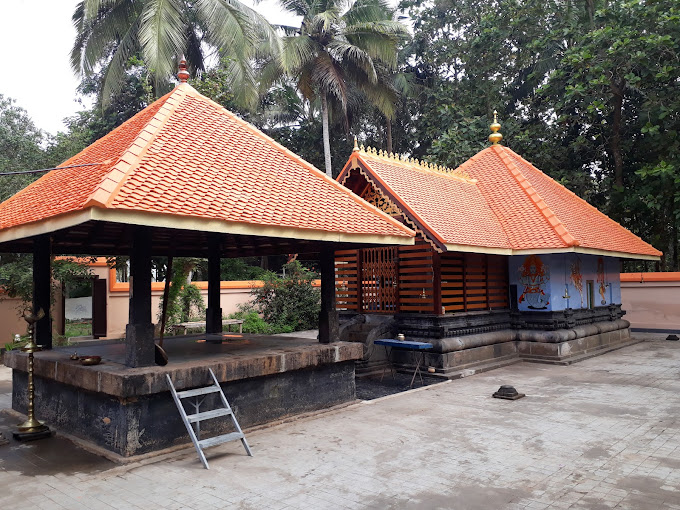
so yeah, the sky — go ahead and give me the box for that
[0,1,301,136]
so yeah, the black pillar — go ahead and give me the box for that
[318,247,339,344]
[125,226,155,367]
[33,235,52,349]
[206,236,222,334]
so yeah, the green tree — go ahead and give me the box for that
[276,0,408,177]
[0,95,55,201]
[71,0,278,106]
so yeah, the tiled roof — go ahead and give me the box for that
[0,84,413,242]
[346,151,510,250]
[339,145,661,258]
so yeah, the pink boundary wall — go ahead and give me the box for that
[3,271,678,343]
[621,272,680,332]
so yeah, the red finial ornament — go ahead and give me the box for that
[177,56,190,83]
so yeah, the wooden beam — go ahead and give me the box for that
[318,246,339,343]
[33,234,52,349]
[125,226,155,367]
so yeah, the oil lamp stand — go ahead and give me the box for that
[13,308,52,441]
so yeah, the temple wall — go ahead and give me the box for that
[509,254,621,312]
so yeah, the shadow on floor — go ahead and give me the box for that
[0,410,115,477]
[356,372,445,400]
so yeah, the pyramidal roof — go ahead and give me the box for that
[339,144,661,259]
[0,83,414,247]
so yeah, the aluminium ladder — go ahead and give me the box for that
[167,368,252,469]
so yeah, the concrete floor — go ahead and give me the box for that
[2,338,680,509]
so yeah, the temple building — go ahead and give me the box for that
[0,61,414,457]
[335,117,661,374]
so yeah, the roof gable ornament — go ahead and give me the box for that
[355,144,474,182]
[178,56,190,83]
[489,110,503,145]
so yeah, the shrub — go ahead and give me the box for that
[250,261,320,332]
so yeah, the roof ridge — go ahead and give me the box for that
[357,146,476,183]
[502,146,662,255]
[180,86,414,237]
[492,145,579,247]
[83,88,185,209]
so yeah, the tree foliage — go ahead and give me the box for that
[71,0,278,105]
[400,0,680,270]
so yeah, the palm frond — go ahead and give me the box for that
[138,0,187,90]
[311,52,347,108]
[309,9,341,35]
[342,0,393,26]
[82,0,117,20]
[276,0,311,18]
[344,30,403,69]
[223,55,260,108]
[100,16,142,104]
[327,40,377,83]
[281,35,318,73]
[185,25,206,75]
[358,79,397,119]
[199,0,279,61]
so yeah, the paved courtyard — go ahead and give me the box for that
[1,338,680,509]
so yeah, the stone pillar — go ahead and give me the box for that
[33,235,52,349]
[125,226,155,367]
[206,236,222,334]
[318,247,339,344]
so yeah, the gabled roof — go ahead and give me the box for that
[0,83,413,248]
[339,145,661,260]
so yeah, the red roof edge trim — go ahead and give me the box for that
[83,89,185,209]
[492,145,579,248]
[502,146,663,257]
[350,154,446,252]
[182,86,413,238]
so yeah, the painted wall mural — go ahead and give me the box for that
[570,256,584,308]
[597,257,607,305]
[517,255,550,310]
[510,253,622,312]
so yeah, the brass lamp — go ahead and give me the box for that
[14,308,51,439]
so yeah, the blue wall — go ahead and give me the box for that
[509,254,621,312]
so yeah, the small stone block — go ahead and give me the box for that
[493,385,525,400]
[493,392,526,400]
[0,432,9,446]
[13,428,53,442]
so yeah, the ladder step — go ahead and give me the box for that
[176,386,221,398]
[198,432,244,449]
[186,407,232,423]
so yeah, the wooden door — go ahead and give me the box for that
[92,278,107,338]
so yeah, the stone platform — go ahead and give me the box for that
[381,317,634,376]
[4,334,362,458]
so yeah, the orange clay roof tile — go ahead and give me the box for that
[340,145,660,257]
[0,84,412,241]
[346,151,511,250]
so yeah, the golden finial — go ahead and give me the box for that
[353,136,359,152]
[489,110,503,145]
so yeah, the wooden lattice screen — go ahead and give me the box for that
[336,246,508,314]
[335,250,359,311]
[397,243,434,313]
[441,252,509,312]
[361,247,399,313]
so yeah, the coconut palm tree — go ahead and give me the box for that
[277,0,409,177]
[71,0,279,106]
